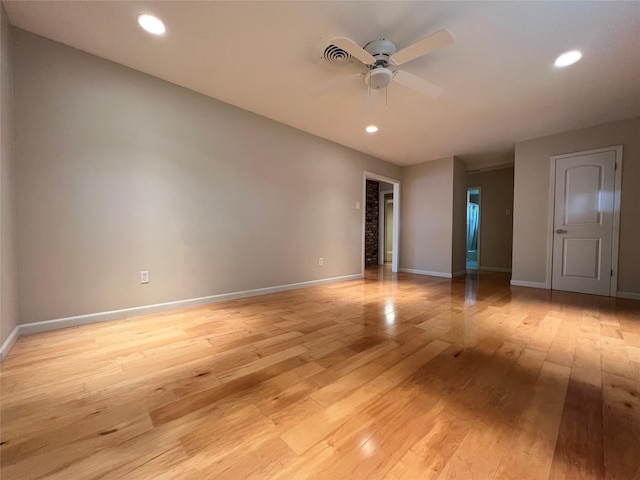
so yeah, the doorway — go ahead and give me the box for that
[548,146,622,296]
[384,194,394,264]
[379,186,394,265]
[466,187,481,270]
[363,172,400,274]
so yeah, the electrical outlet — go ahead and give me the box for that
[140,270,150,284]
[356,202,361,210]
[318,257,324,266]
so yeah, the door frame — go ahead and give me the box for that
[466,186,482,271]
[363,172,400,274]
[379,188,393,265]
[546,145,623,296]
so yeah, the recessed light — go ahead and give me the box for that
[554,50,582,67]
[365,125,378,133]
[137,14,166,35]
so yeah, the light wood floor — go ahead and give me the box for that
[1,268,639,479]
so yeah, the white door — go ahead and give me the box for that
[551,149,619,295]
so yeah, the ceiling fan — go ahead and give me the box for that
[326,30,454,99]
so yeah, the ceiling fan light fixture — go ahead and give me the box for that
[366,125,379,133]
[137,14,166,35]
[365,67,393,90]
[554,50,582,67]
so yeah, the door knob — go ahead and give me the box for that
[556,229,567,234]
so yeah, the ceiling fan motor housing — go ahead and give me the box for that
[364,39,397,64]
[363,39,397,89]
[364,39,397,90]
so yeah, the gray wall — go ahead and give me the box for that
[13,29,399,324]
[513,116,640,294]
[0,5,18,345]
[467,166,514,271]
[400,157,455,275]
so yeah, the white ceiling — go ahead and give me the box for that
[5,1,640,166]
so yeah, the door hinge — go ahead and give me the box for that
[615,163,618,171]
[611,269,614,277]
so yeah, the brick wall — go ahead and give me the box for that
[365,180,379,266]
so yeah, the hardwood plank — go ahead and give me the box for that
[601,372,640,479]
[217,344,308,382]
[495,361,571,480]
[436,347,546,479]
[0,415,153,480]
[280,339,450,455]
[319,378,447,480]
[546,318,579,367]
[148,356,307,425]
[548,366,604,479]
[387,410,469,479]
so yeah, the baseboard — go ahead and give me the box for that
[399,268,452,278]
[451,270,467,278]
[0,326,20,362]
[0,273,362,362]
[617,291,640,300]
[479,266,512,273]
[510,280,549,289]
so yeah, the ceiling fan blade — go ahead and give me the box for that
[314,73,364,98]
[390,29,454,66]
[392,70,444,98]
[330,37,376,66]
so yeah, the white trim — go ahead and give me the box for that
[546,159,555,288]
[510,280,549,289]
[479,266,512,273]
[610,147,623,296]
[467,163,515,174]
[617,291,640,301]
[363,172,400,274]
[392,183,400,274]
[547,145,623,296]
[0,273,362,362]
[0,326,20,362]
[378,189,393,265]
[400,268,453,278]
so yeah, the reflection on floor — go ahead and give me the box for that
[1,267,639,479]
[466,249,478,270]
